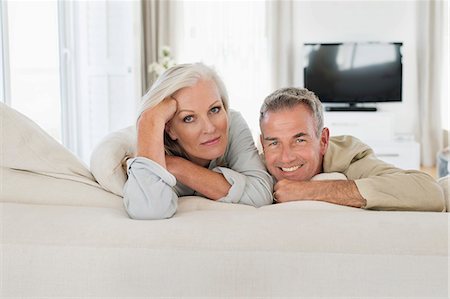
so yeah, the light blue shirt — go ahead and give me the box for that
[123,110,273,219]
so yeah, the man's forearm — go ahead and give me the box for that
[274,180,367,208]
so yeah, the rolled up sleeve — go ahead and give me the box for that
[213,166,272,207]
[123,157,178,219]
[355,171,445,211]
[324,136,445,212]
[217,111,273,207]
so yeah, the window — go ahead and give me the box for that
[3,0,61,140]
[1,1,140,163]
[67,1,140,162]
[172,1,270,141]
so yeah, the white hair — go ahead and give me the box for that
[259,87,324,137]
[138,62,229,158]
[139,62,229,118]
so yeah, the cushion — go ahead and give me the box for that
[311,172,347,181]
[0,102,121,207]
[2,201,447,297]
[437,175,449,212]
[1,167,122,209]
[90,126,136,196]
[0,102,95,185]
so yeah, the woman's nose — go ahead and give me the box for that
[202,117,216,134]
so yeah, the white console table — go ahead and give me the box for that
[324,112,420,170]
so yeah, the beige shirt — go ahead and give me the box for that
[323,135,445,211]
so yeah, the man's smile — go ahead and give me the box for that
[279,164,304,172]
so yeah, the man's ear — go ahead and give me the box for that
[319,127,330,156]
[165,123,177,141]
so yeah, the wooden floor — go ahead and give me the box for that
[420,166,437,179]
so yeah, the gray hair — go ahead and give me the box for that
[259,87,324,137]
[139,62,229,158]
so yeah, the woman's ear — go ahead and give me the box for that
[165,123,178,141]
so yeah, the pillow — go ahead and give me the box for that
[311,172,347,181]
[0,102,121,207]
[0,102,94,185]
[90,126,136,196]
[438,175,449,212]
[2,167,123,209]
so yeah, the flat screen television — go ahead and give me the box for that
[303,42,403,111]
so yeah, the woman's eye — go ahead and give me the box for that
[183,115,194,123]
[210,106,221,114]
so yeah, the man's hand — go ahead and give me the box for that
[273,179,309,202]
[273,179,367,208]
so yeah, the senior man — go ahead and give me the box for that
[259,87,445,211]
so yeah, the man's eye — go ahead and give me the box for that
[269,141,278,146]
[183,115,194,123]
[295,138,305,143]
[210,106,221,114]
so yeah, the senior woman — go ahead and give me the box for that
[123,63,273,219]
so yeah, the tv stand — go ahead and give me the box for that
[325,103,377,112]
[323,112,420,169]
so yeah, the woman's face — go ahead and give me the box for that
[167,79,228,166]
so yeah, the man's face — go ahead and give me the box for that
[260,104,329,182]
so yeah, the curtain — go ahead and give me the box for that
[417,0,448,167]
[141,0,171,94]
[170,1,270,141]
[266,0,294,90]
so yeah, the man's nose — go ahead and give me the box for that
[279,145,296,163]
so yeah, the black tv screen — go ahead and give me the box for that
[303,42,403,106]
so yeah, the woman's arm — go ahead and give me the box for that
[166,155,231,200]
[165,111,273,207]
[123,98,179,220]
[212,111,273,207]
[136,97,177,168]
[123,157,178,219]
[218,111,273,207]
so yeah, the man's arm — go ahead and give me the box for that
[274,179,367,208]
[324,136,445,211]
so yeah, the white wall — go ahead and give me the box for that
[292,0,421,139]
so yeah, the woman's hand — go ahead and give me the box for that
[138,97,177,129]
[136,97,178,167]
